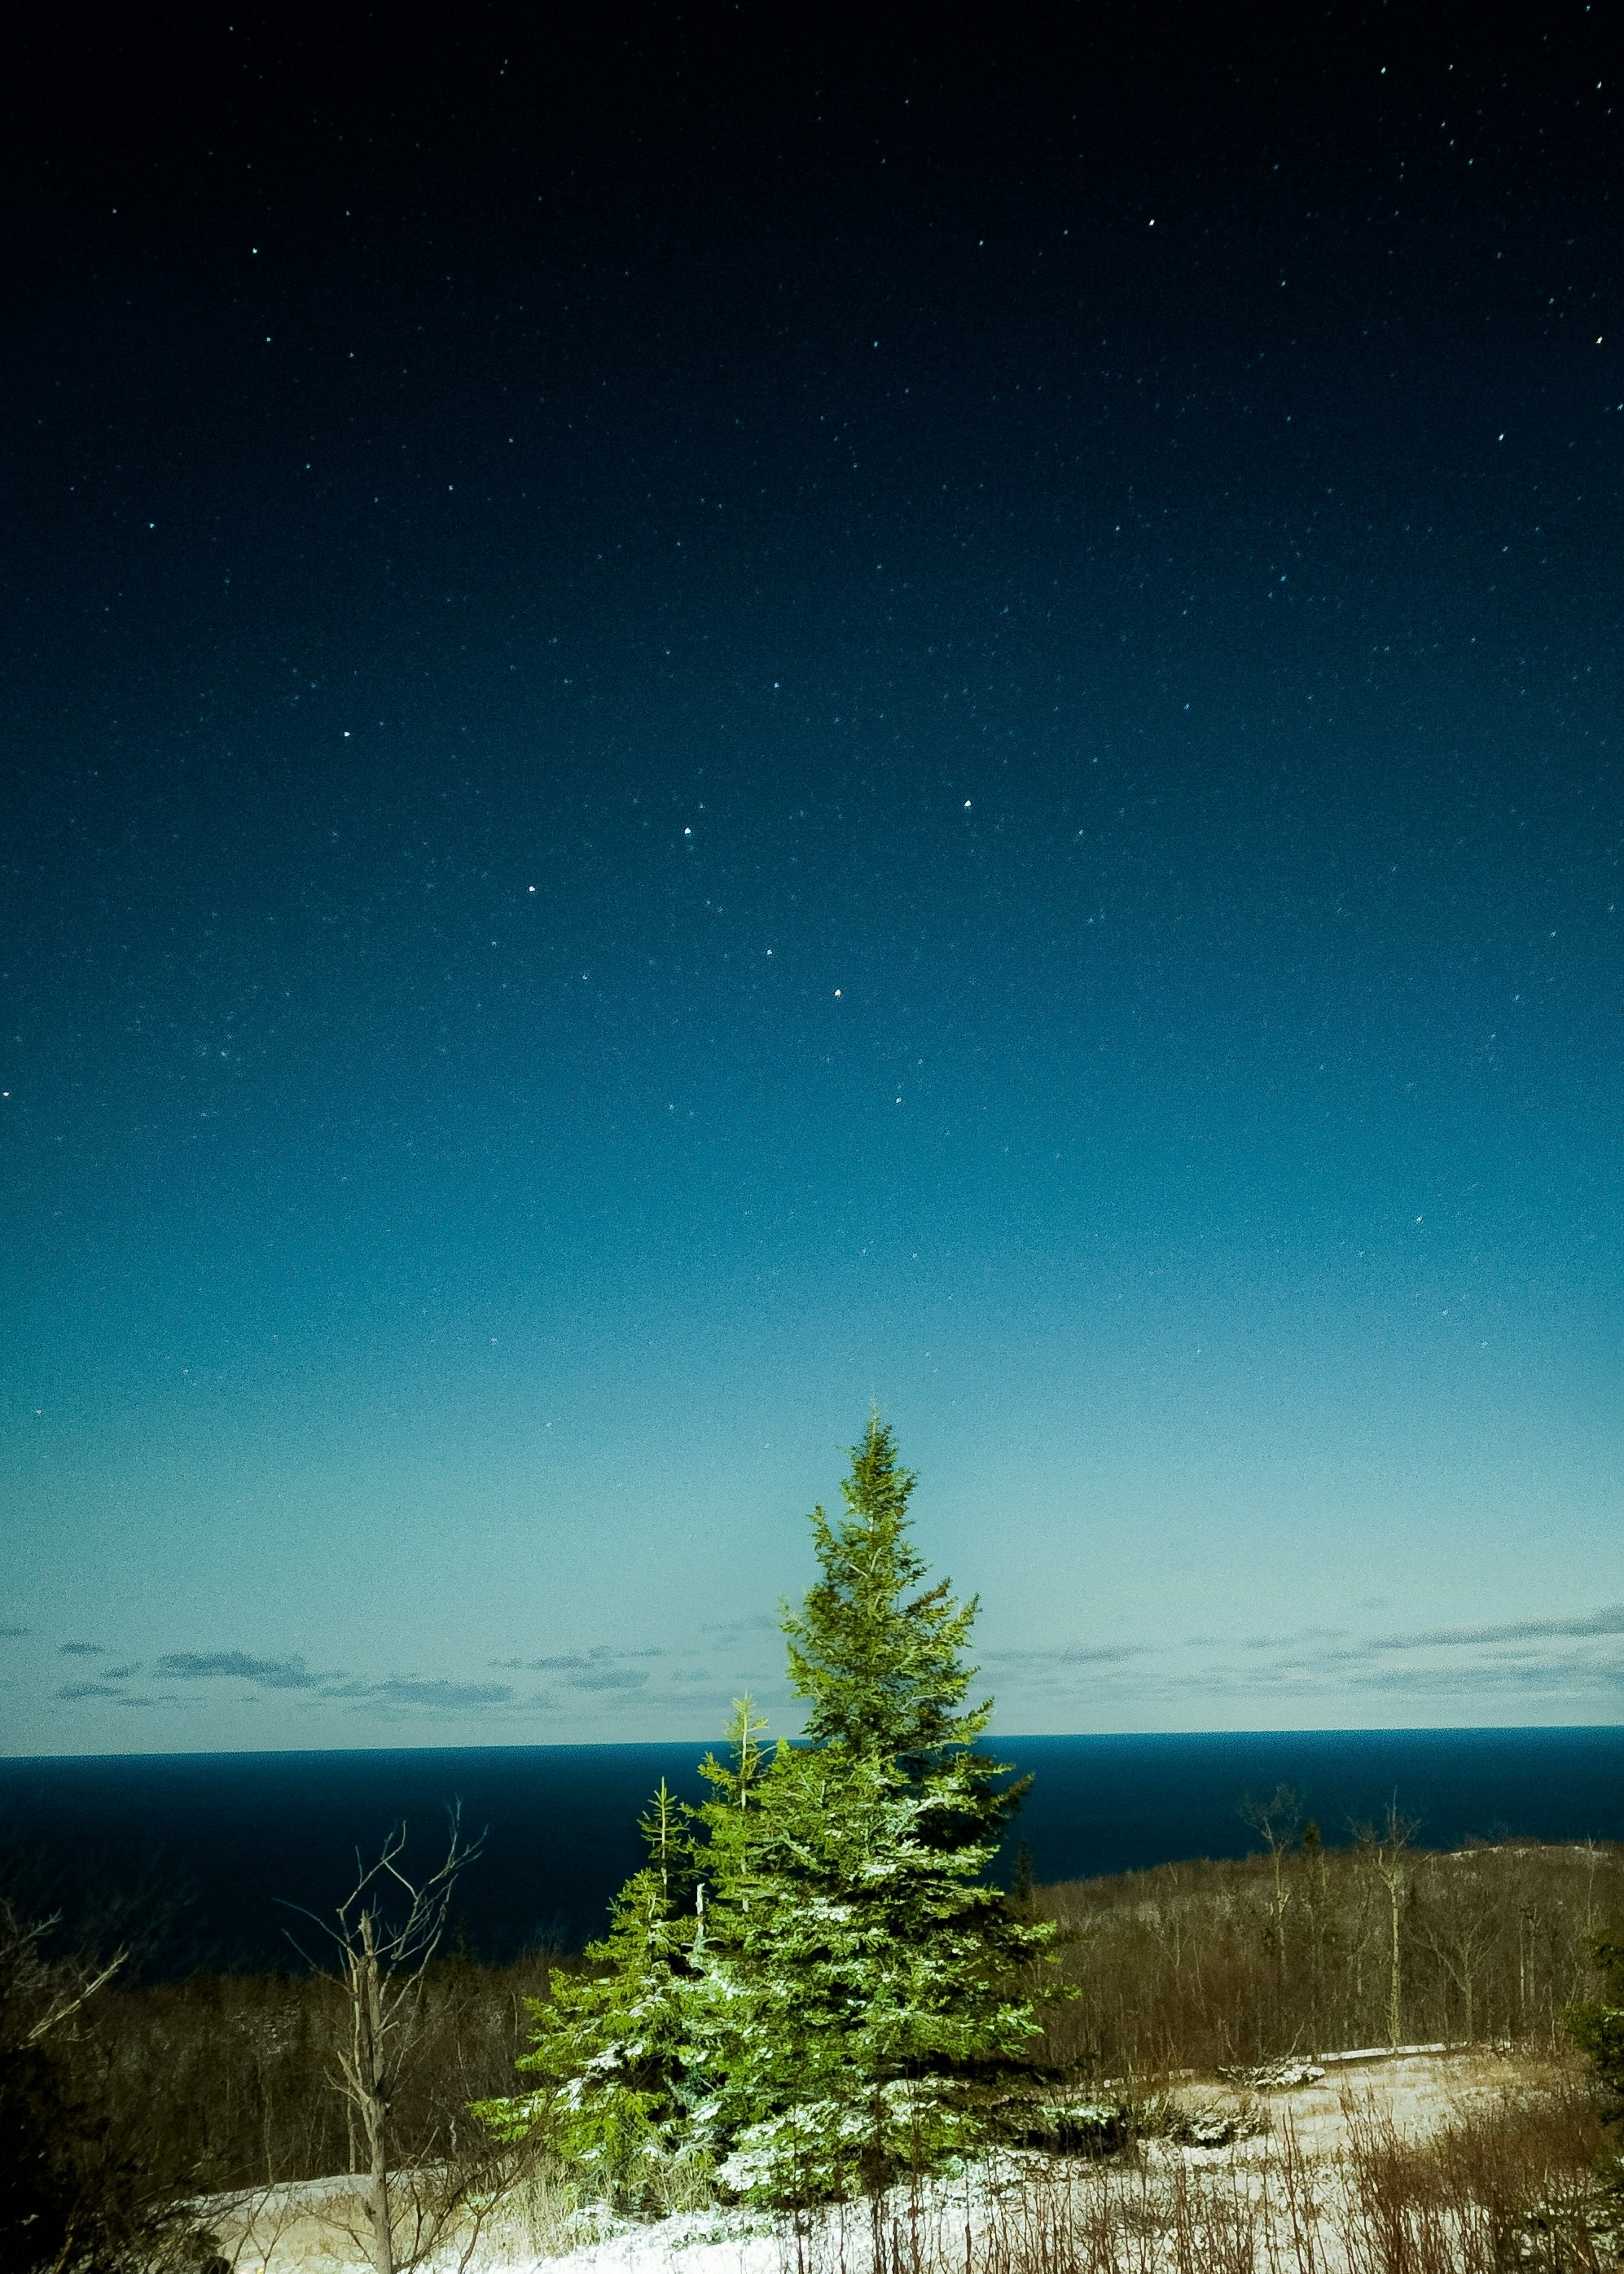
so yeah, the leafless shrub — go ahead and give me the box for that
[0,1895,222,2274]
[788,2070,1615,2274]
[1337,2076,1614,2274]
[48,1943,560,2203]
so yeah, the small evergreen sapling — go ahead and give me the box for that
[473,1782,702,2210]
[1565,1929,1624,2133]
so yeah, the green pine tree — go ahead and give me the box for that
[483,1418,1060,2213]
[1564,1929,1624,2132]
[473,1781,703,2210]
[690,1416,1058,2206]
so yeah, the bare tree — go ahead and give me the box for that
[1415,1848,1499,2043]
[1,1899,129,2046]
[1239,1785,1302,1995]
[285,1813,482,2274]
[1354,1799,1420,2048]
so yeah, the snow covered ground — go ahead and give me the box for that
[202,2047,1578,2274]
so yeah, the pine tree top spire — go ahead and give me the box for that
[781,1413,988,1762]
[699,1693,772,1811]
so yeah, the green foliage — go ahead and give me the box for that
[1564,1929,1624,2127]
[781,1418,984,1764]
[691,1736,1051,2204]
[472,1849,701,2212]
[486,1416,1060,2210]
[687,1420,1059,2203]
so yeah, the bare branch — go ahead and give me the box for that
[274,1811,484,2274]
[22,1944,129,2046]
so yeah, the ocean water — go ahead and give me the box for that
[1,1727,1618,1973]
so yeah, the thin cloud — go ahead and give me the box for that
[1360,1655,1624,1697]
[1369,1605,1624,1651]
[987,1644,1152,1668]
[1239,1627,1349,1653]
[374,1678,516,1710]
[494,1645,665,1679]
[322,1677,516,1711]
[570,1680,789,1721]
[1169,1647,1624,1699]
[156,1650,319,1689]
[56,1662,141,1687]
[1197,1608,1624,1671]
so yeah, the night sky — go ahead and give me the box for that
[4,2,1621,1755]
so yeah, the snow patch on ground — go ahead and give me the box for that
[520,2210,783,2274]
[202,2048,1563,2274]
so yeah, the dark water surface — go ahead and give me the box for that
[2,1727,1618,1972]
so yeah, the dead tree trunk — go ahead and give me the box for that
[351,1907,393,2274]
[1356,1801,1418,2050]
[284,1813,482,2274]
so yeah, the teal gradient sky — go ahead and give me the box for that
[3,1,1622,1752]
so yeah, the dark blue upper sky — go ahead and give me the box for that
[3,1,1621,1751]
